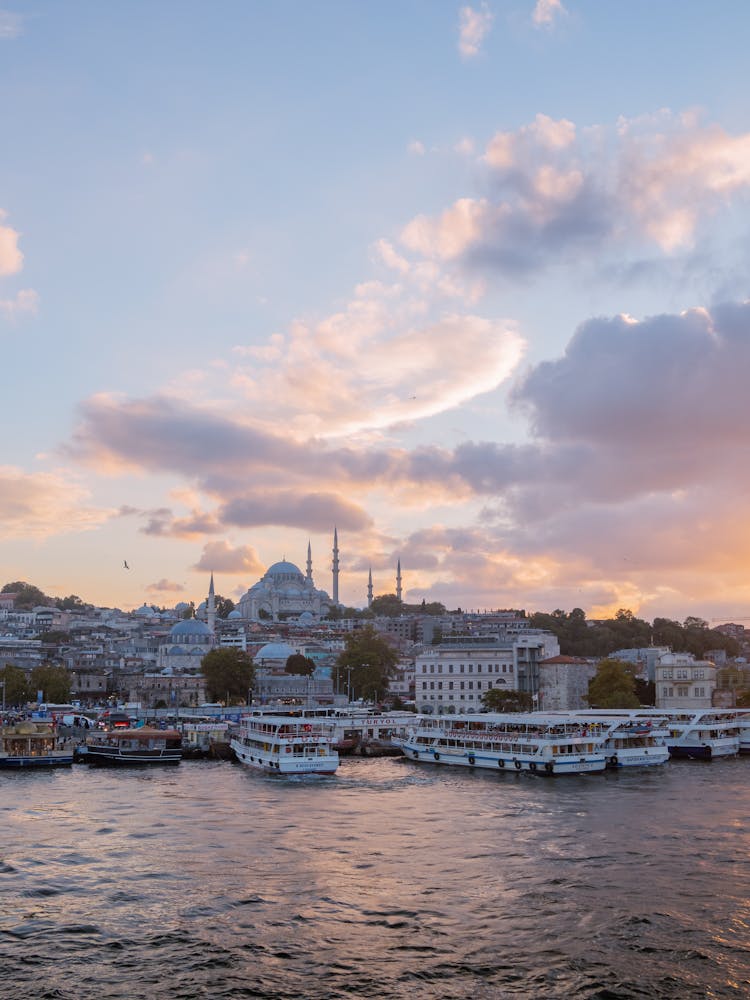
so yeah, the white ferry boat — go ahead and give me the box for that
[737,711,750,755]
[230,714,339,775]
[540,711,671,768]
[398,713,606,775]
[660,709,740,759]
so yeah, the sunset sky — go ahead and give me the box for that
[3,1,750,620]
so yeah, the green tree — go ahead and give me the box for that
[55,594,89,611]
[285,653,316,676]
[182,602,196,619]
[215,595,235,618]
[2,581,52,610]
[481,688,533,712]
[587,658,640,709]
[201,648,255,704]
[1,664,30,707]
[30,664,72,704]
[369,594,403,617]
[333,624,398,702]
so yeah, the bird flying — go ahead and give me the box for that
[123,560,130,570]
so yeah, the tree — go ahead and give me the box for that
[587,658,640,709]
[333,624,398,702]
[40,631,71,645]
[201,648,255,704]
[2,581,51,610]
[285,653,316,676]
[55,594,89,611]
[1,664,30,707]
[482,688,533,712]
[182,602,196,619]
[30,664,72,704]
[369,594,403,618]
[215,595,235,618]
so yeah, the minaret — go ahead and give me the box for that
[332,527,340,605]
[207,572,216,634]
[367,567,373,608]
[396,559,402,603]
[306,540,313,582]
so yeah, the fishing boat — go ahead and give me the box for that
[78,727,183,766]
[0,721,74,768]
[230,714,339,775]
[397,713,607,775]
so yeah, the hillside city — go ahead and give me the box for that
[2,569,749,719]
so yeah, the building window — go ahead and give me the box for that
[448,665,453,673]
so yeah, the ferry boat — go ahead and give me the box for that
[0,721,75,768]
[737,711,750,755]
[78,727,183,766]
[660,709,740,759]
[325,709,413,756]
[397,713,607,775]
[541,711,671,767]
[230,714,339,775]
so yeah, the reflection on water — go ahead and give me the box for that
[1,757,749,999]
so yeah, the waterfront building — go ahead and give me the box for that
[415,640,517,714]
[655,652,716,710]
[538,655,597,710]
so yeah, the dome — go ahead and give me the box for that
[256,641,296,662]
[228,609,242,619]
[170,618,212,639]
[265,560,304,582]
[134,603,158,618]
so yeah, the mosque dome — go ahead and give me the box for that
[170,618,212,640]
[256,641,297,662]
[227,609,242,619]
[265,561,305,582]
[134,603,158,618]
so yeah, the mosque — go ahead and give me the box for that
[234,529,403,622]
[236,531,340,622]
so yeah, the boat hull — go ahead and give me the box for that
[83,747,182,766]
[0,752,73,768]
[401,742,604,775]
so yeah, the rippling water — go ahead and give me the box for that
[1,756,749,999]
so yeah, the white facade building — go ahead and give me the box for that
[655,652,716,709]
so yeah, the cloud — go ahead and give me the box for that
[0,288,39,319]
[532,0,567,29]
[146,578,186,594]
[0,212,24,275]
[220,491,371,532]
[193,540,265,575]
[398,113,750,277]
[0,466,112,539]
[0,10,23,39]
[458,4,494,59]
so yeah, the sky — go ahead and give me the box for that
[3,1,750,621]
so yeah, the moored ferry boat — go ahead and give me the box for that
[541,711,671,767]
[79,727,183,766]
[659,709,740,759]
[230,714,339,775]
[398,713,606,775]
[737,711,750,755]
[0,721,74,768]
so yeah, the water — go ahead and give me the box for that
[1,756,748,1000]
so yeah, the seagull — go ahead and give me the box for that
[123,560,130,570]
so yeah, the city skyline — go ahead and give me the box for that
[3,2,750,619]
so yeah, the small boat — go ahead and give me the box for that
[398,713,606,775]
[0,721,74,768]
[230,714,339,775]
[79,727,183,766]
[180,721,231,759]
